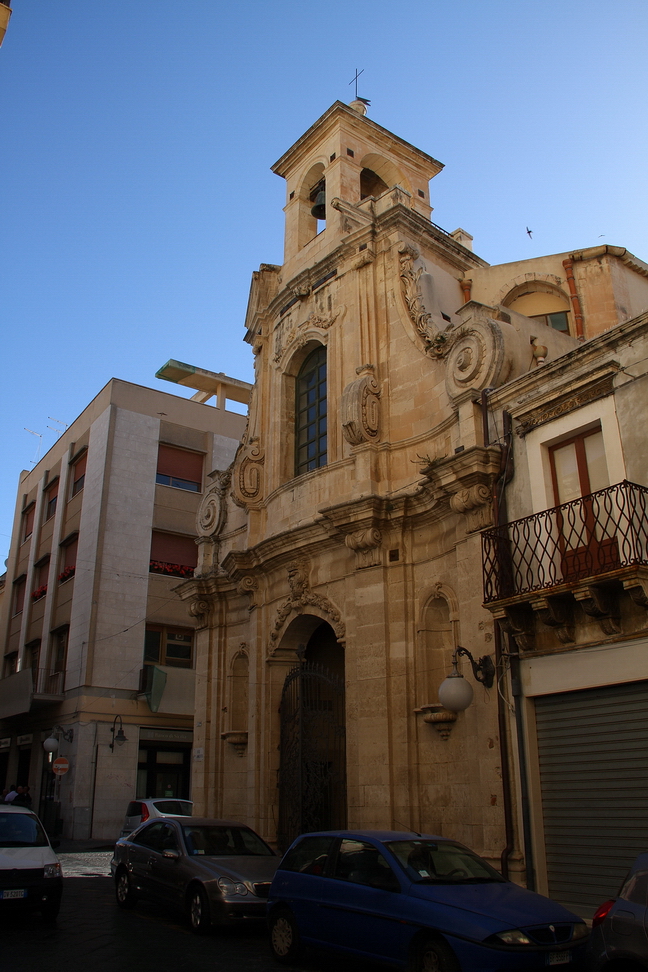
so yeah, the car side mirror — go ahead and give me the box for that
[163,848,180,860]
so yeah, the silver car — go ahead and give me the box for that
[111,817,279,933]
[120,798,193,836]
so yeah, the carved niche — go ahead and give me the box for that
[341,364,381,446]
[267,560,345,657]
[232,432,265,509]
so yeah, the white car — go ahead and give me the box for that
[0,803,63,920]
[120,798,193,836]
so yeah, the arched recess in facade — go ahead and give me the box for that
[275,615,347,851]
[416,584,460,708]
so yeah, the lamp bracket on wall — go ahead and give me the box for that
[454,646,495,688]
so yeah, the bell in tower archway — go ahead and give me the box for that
[310,180,326,220]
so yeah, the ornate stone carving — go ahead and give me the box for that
[273,305,344,365]
[232,433,265,509]
[189,599,210,628]
[341,364,381,446]
[573,585,620,636]
[444,319,511,401]
[493,606,534,652]
[530,596,575,644]
[344,527,382,569]
[237,575,258,597]
[449,484,493,532]
[418,703,458,740]
[268,560,345,655]
[221,731,248,756]
[515,374,616,437]
[196,471,230,539]
[398,244,453,358]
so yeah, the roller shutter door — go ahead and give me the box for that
[535,679,648,918]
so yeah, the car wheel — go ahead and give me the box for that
[115,868,138,909]
[269,909,302,964]
[416,937,459,972]
[40,895,61,921]
[188,885,211,935]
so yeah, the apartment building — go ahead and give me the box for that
[0,372,249,838]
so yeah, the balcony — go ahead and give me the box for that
[482,481,648,652]
[0,667,64,719]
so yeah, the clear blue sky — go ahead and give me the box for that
[1,0,647,565]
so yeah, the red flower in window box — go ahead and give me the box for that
[149,560,195,579]
[58,565,76,583]
[31,585,48,602]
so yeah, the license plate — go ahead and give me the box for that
[1,889,27,900]
[547,952,571,966]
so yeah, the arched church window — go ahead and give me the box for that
[295,345,327,475]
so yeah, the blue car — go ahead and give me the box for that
[267,831,588,971]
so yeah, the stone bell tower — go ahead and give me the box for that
[272,99,443,277]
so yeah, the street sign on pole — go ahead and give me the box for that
[52,756,69,776]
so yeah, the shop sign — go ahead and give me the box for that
[139,728,193,743]
[0,738,10,751]
[17,734,33,746]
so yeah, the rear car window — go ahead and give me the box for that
[0,812,49,848]
[279,836,336,874]
[152,800,192,815]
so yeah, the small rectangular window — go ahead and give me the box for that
[12,577,26,616]
[59,536,78,583]
[22,505,35,543]
[144,625,194,669]
[156,445,203,492]
[149,532,197,578]
[45,481,59,520]
[71,453,87,496]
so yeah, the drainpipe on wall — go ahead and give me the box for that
[482,395,515,879]
[562,258,585,339]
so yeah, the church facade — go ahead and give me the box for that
[178,100,648,907]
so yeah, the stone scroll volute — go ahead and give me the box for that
[232,433,265,510]
[341,364,381,446]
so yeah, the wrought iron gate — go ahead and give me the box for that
[278,663,346,851]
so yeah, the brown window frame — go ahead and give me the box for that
[144,624,194,669]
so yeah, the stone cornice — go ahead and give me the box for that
[271,101,443,182]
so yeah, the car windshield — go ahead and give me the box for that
[0,812,49,848]
[385,839,505,884]
[182,825,274,857]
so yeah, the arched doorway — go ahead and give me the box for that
[277,621,346,850]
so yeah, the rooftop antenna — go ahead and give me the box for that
[24,428,43,464]
[349,68,370,107]
[47,416,68,436]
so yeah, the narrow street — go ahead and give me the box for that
[0,851,383,972]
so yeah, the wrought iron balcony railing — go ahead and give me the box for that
[482,480,648,603]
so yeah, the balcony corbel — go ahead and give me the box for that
[573,585,620,636]
[529,595,574,645]
[491,604,535,652]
